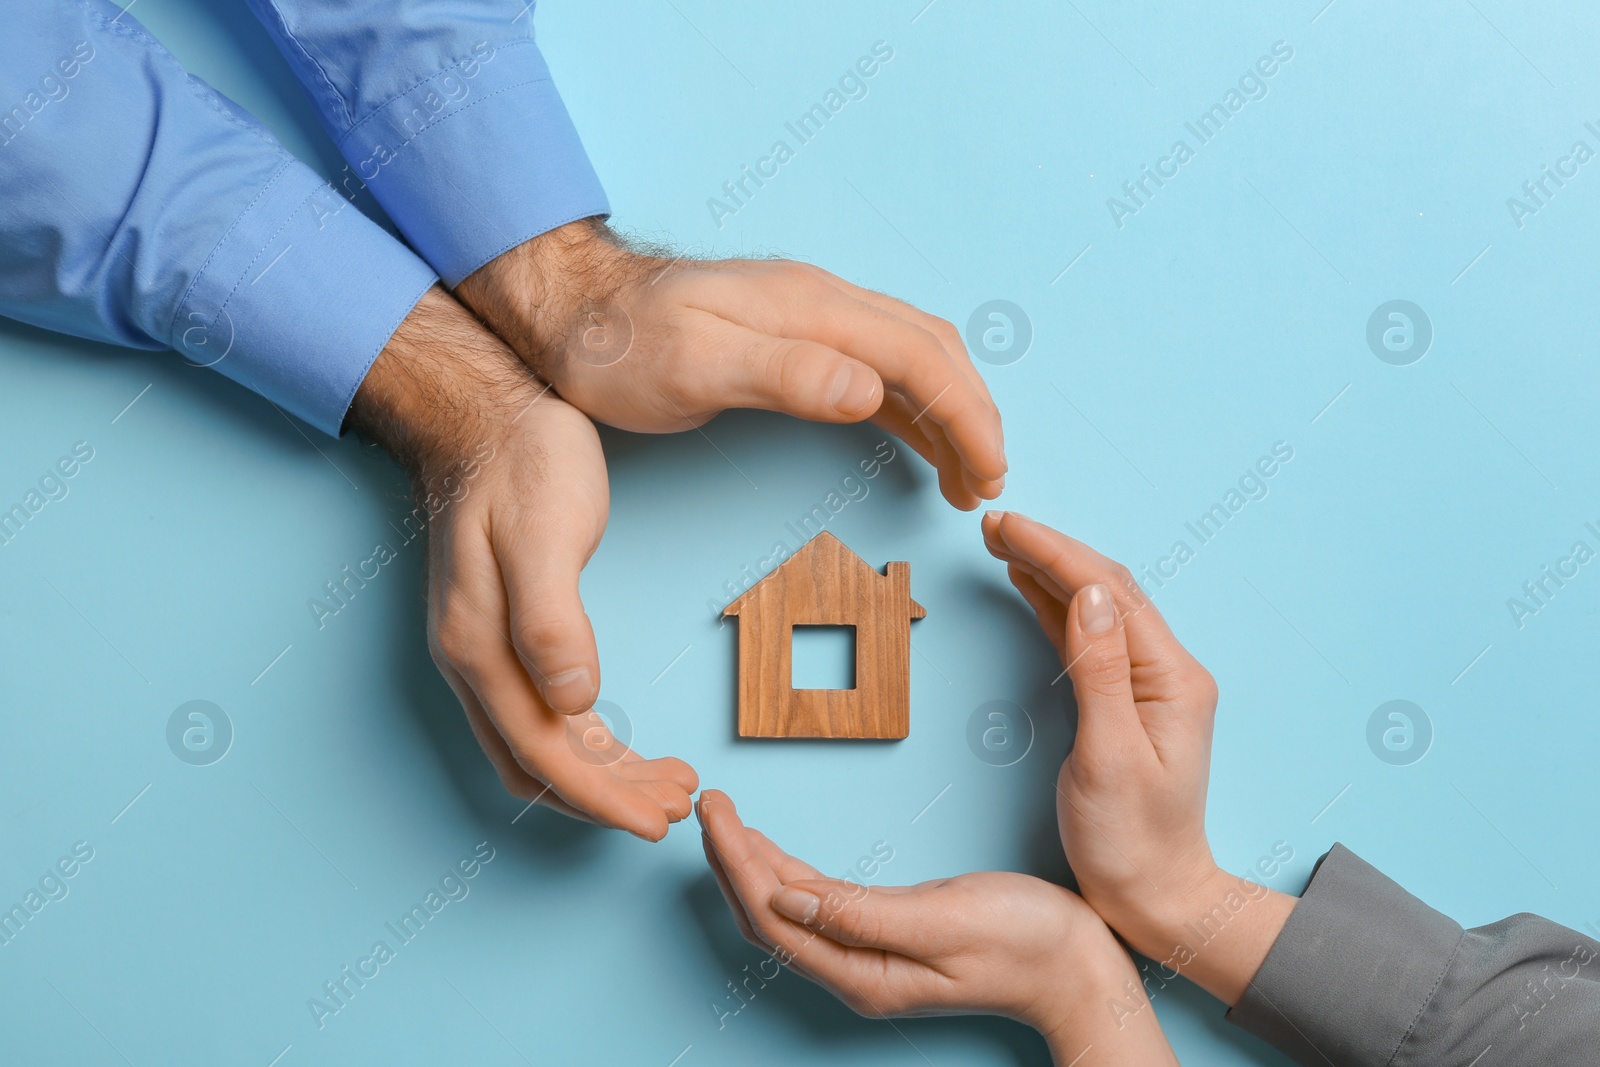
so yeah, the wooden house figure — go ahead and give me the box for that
[724,531,925,738]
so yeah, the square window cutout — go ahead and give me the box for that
[790,625,857,690]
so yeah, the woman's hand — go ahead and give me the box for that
[697,789,1177,1065]
[982,510,1294,1005]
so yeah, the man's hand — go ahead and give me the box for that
[456,219,1007,510]
[697,790,1177,1065]
[350,286,697,840]
[982,511,1294,1005]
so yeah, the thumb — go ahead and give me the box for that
[708,326,884,423]
[497,516,601,715]
[1064,583,1146,759]
[771,879,927,956]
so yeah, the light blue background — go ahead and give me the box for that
[3,1,1599,1064]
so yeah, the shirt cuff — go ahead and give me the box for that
[338,38,610,287]
[169,160,439,437]
[1226,843,1464,1066]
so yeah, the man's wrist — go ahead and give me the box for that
[348,284,534,483]
[454,217,653,376]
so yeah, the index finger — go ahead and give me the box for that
[807,266,996,417]
[982,511,1197,671]
[743,267,1007,487]
[696,791,857,975]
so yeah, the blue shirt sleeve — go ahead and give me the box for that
[0,1,440,437]
[246,0,611,286]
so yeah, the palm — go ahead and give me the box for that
[698,791,1099,1027]
[859,873,1096,1018]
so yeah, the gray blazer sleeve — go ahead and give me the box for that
[1226,843,1600,1066]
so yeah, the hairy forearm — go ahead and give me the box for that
[348,284,533,482]
[454,217,657,378]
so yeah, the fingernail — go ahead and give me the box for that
[984,509,1006,525]
[1079,584,1116,634]
[540,667,595,712]
[829,364,879,415]
[771,887,820,924]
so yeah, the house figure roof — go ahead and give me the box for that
[723,531,925,619]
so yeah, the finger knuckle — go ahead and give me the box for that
[841,991,878,1017]
[1078,649,1131,694]
[1081,675,1127,703]
[770,339,817,400]
[908,322,946,363]
[509,607,572,661]
[777,260,820,288]
[932,317,964,355]
[431,614,475,669]
[751,919,789,953]
[498,769,539,800]
[426,632,450,673]
[839,904,881,946]
[1030,539,1070,576]
[1107,562,1138,594]
[504,736,551,779]
[861,1000,894,1019]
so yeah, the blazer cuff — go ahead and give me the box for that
[1226,843,1464,1066]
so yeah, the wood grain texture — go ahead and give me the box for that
[724,531,924,739]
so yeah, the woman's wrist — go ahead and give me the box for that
[1033,931,1176,1066]
[1121,867,1297,1007]
[1079,846,1220,965]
